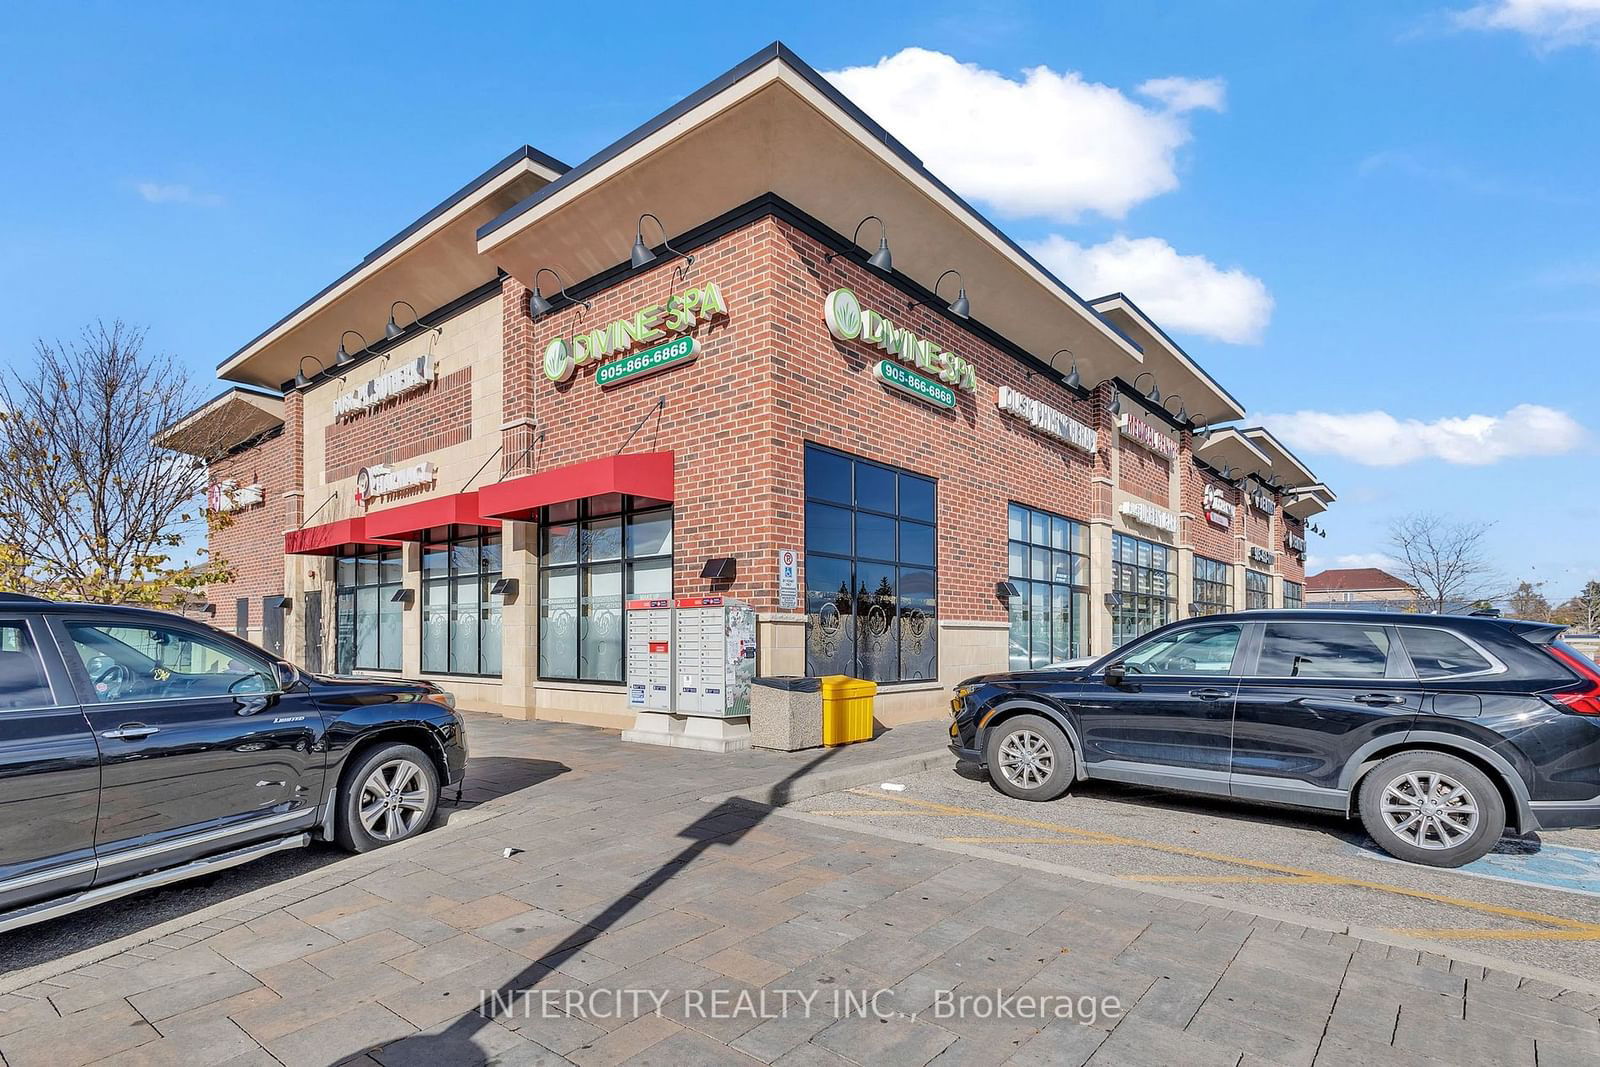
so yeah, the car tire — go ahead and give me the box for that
[985,714,1076,802]
[1357,751,1505,868]
[336,742,441,853]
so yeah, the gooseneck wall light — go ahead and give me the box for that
[909,269,969,319]
[1163,392,1190,425]
[333,330,369,369]
[527,267,592,320]
[1132,371,1161,406]
[825,215,893,272]
[1053,351,1082,391]
[1090,378,1123,417]
[385,301,440,341]
[629,213,695,271]
[293,355,326,390]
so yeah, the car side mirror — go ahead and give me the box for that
[1103,662,1127,687]
[272,661,303,692]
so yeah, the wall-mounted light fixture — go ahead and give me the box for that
[384,301,440,341]
[1132,371,1161,405]
[700,557,737,581]
[334,330,369,369]
[630,213,695,271]
[1053,351,1082,391]
[277,597,293,612]
[995,580,1019,600]
[390,588,414,606]
[907,269,969,319]
[293,356,325,390]
[527,267,593,319]
[825,215,893,272]
[1090,378,1122,417]
[1162,392,1190,425]
[1104,591,1123,608]
[202,603,217,616]
[489,577,519,598]
[1191,414,1212,445]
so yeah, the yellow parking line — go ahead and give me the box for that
[805,810,948,817]
[831,789,1600,938]
[1127,874,1329,885]
[1387,928,1600,942]
[943,836,1103,845]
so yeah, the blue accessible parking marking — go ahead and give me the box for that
[1350,837,1600,898]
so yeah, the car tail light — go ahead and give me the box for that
[1546,645,1600,716]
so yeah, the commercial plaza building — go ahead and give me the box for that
[160,43,1334,729]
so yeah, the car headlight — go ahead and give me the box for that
[423,690,457,711]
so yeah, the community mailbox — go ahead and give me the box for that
[672,596,756,718]
[624,598,674,711]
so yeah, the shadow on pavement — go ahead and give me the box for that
[375,746,847,1063]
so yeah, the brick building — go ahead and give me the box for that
[162,43,1334,733]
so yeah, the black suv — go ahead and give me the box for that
[951,610,1600,867]
[0,594,467,932]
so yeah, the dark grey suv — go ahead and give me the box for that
[0,594,467,932]
[951,610,1600,867]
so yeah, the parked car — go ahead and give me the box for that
[0,594,466,932]
[951,610,1600,867]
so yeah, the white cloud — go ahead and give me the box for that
[1456,0,1600,46]
[1257,404,1587,466]
[1336,552,1400,569]
[1030,234,1274,344]
[825,48,1223,222]
[136,182,223,207]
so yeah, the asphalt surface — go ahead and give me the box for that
[794,761,1600,985]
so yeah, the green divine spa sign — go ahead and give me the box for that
[873,359,956,409]
[596,335,698,388]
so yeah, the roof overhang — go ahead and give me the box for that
[155,387,284,458]
[219,147,567,389]
[479,452,674,523]
[1241,427,1320,488]
[362,490,499,542]
[476,43,1150,391]
[1194,426,1271,477]
[1088,295,1247,423]
[1285,483,1337,520]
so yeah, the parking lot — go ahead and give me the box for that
[793,762,1600,984]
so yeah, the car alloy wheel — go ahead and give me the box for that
[358,757,433,841]
[997,729,1055,790]
[1379,770,1480,851]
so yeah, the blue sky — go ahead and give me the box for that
[3,1,1596,597]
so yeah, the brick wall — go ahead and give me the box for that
[324,367,472,482]
[1280,512,1308,584]
[1118,438,1173,507]
[206,430,292,637]
[1184,460,1239,564]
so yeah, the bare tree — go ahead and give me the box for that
[1386,513,1502,615]
[1507,579,1552,622]
[1556,580,1600,633]
[0,321,232,604]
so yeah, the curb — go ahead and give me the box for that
[698,748,951,807]
[767,804,1600,1003]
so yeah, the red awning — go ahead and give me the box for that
[362,490,499,542]
[479,451,675,522]
[284,517,403,556]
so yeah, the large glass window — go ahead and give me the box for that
[422,528,503,677]
[539,494,671,683]
[1283,580,1304,610]
[804,444,937,683]
[336,548,403,673]
[1256,622,1391,679]
[1192,557,1233,617]
[1111,533,1175,648]
[1246,569,1273,610]
[1006,504,1088,669]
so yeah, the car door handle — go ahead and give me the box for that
[100,724,159,740]
[1355,693,1406,707]
[1189,688,1233,701]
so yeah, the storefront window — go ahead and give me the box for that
[422,528,502,677]
[1006,504,1088,669]
[1247,569,1273,610]
[1112,533,1175,648]
[335,547,403,673]
[804,444,937,683]
[538,495,671,683]
[1192,556,1233,617]
[1283,580,1304,610]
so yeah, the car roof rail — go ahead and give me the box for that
[0,592,52,604]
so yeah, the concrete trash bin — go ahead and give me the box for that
[750,676,824,751]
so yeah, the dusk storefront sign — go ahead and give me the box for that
[1119,412,1178,459]
[1250,488,1278,515]
[354,461,436,507]
[543,282,728,385]
[996,385,1097,453]
[1119,500,1178,534]
[1286,531,1307,553]
[1249,545,1277,566]
[824,287,978,393]
[1203,484,1235,529]
[206,480,264,513]
[334,353,436,420]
